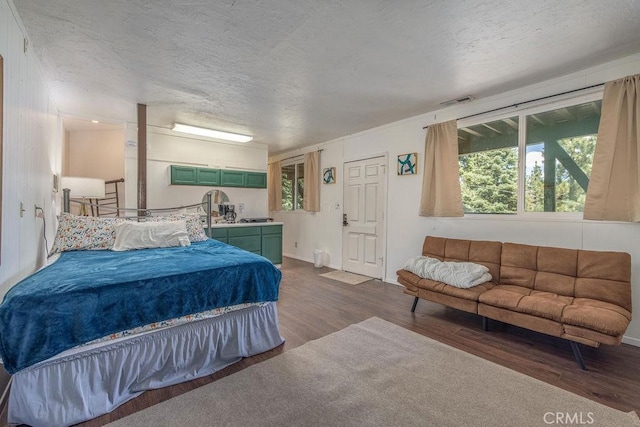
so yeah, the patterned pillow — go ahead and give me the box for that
[50,213,126,255]
[146,213,207,242]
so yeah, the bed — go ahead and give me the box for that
[0,199,284,426]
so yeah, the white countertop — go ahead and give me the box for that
[206,221,283,228]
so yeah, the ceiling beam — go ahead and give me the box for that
[460,127,484,137]
[481,123,503,134]
[502,118,519,129]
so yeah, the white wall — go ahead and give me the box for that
[0,0,61,296]
[65,128,125,213]
[65,129,125,180]
[271,52,640,345]
[125,126,269,218]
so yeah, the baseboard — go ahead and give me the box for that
[622,335,640,347]
[282,253,341,270]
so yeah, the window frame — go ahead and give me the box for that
[457,89,603,219]
[280,156,305,212]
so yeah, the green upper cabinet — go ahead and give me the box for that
[170,165,267,189]
[245,172,267,188]
[196,168,220,186]
[220,170,246,187]
[170,165,198,184]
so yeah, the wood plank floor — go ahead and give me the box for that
[5,257,640,425]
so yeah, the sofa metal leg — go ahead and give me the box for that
[411,297,419,312]
[482,317,489,331]
[569,341,586,370]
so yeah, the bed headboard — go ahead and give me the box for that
[62,188,213,237]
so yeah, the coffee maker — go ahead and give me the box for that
[218,203,237,222]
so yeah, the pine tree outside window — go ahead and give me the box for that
[457,95,601,215]
[281,160,305,211]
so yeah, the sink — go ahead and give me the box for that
[238,218,272,223]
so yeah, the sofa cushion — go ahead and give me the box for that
[423,236,502,282]
[562,298,631,336]
[534,272,576,298]
[479,285,573,322]
[537,246,578,277]
[397,269,493,302]
[397,269,420,286]
[422,279,494,301]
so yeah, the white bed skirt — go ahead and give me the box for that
[8,302,284,427]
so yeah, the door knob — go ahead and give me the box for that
[343,213,349,226]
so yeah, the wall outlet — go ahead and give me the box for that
[335,202,340,210]
[238,203,245,213]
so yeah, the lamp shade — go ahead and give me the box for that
[60,177,106,199]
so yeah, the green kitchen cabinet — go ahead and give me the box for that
[227,225,261,252]
[170,165,198,185]
[261,225,283,264]
[220,170,246,187]
[170,165,267,189]
[245,172,267,188]
[196,168,220,186]
[207,227,228,244]
[205,224,282,264]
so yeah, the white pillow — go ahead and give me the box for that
[112,220,191,251]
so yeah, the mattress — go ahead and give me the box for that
[0,239,281,373]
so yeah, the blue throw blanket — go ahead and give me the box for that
[0,240,281,374]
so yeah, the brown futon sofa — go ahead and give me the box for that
[397,236,632,369]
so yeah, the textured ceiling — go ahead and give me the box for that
[12,0,640,153]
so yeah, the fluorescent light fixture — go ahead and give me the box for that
[171,123,253,143]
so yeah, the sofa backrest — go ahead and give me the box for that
[422,236,502,282]
[500,243,632,312]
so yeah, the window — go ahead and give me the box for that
[459,117,519,214]
[458,97,601,214]
[281,160,304,211]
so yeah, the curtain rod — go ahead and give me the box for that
[276,149,323,163]
[422,82,605,129]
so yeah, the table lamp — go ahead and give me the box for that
[60,176,106,215]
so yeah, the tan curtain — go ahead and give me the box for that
[584,74,640,221]
[419,120,464,217]
[303,151,320,212]
[268,161,282,211]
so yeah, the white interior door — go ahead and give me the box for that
[342,156,386,279]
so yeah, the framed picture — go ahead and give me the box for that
[397,153,418,175]
[323,167,336,184]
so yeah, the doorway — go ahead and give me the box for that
[342,155,387,279]
[62,116,126,215]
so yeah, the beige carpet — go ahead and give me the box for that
[107,318,640,427]
[319,270,372,285]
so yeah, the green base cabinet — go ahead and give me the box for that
[261,233,283,264]
[206,225,282,264]
[228,226,261,252]
[170,165,266,189]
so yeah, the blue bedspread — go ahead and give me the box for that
[0,239,281,374]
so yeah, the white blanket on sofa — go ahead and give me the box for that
[403,256,492,288]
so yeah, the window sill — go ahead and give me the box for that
[437,213,636,225]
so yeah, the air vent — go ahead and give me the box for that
[440,96,475,107]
